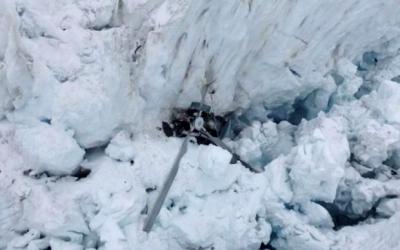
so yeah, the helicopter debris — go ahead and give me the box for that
[161,103,261,173]
[162,102,227,144]
[143,137,190,232]
[145,84,261,232]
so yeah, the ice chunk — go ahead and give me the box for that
[350,179,386,216]
[105,130,135,162]
[49,238,83,250]
[14,122,84,175]
[3,31,34,111]
[9,229,41,248]
[264,156,293,203]
[76,0,118,29]
[376,198,400,218]
[0,189,22,248]
[266,204,333,250]
[334,213,400,250]
[0,13,11,119]
[364,80,400,124]
[289,115,349,203]
[0,60,11,119]
[333,59,363,102]
[351,119,399,169]
[301,202,334,228]
[235,121,295,169]
[50,27,139,148]
[194,150,240,195]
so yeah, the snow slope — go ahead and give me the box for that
[1,0,400,249]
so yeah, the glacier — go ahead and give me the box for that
[1,0,400,249]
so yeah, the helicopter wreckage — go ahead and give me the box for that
[143,99,262,232]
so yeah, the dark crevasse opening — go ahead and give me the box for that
[354,51,381,99]
[391,75,400,83]
[266,89,329,126]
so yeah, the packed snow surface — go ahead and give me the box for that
[1,0,400,249]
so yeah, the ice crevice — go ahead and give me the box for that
[1,0,400,249]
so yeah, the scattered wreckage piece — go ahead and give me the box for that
[199,129,263,173]
[143,137,189,233]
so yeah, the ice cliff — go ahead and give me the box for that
[1,0,400,249]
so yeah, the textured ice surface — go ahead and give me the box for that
[105,130,135,162]
[14,122,85,175]
[1,0,400,249]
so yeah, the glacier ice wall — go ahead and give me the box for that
[1,0,400,147]
[1,0,400,249]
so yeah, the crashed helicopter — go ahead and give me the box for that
[143,86,262,233]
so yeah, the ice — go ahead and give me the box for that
[265,203,333,250]
[105,130,135,162]
[0,188,22,248]
[376,198,400,218]
[1,0,400,249]
[49,26,141,148]
[14,122,85,175]
[119,135,271,249]
[350,178,387,216]
[2,0,399,144]
[49,238,83,250]
[9,229,41,249]
[350,119,399,169]
[364,80,400,124]
[289,115,349,203]
[300,202,334,228]
[332,59,363,103]
[235,121,295,170]
[333,213,400,250]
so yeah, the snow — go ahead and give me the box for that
[376,198,400,218]
[288,115,349,203]
[1,0,400,249]
[14,122,85,175]
[105,130,135,162]
[350,119,399,170]
[333,213,400,250]
[364,80,400,124]
[235,121,295,170]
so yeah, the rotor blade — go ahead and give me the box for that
[200,130,231,152]
[199,130,262,173]
[205,66,214,87]
[200,84,208,105]
[143,137,190,232]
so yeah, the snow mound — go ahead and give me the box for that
[14,122,84,175]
